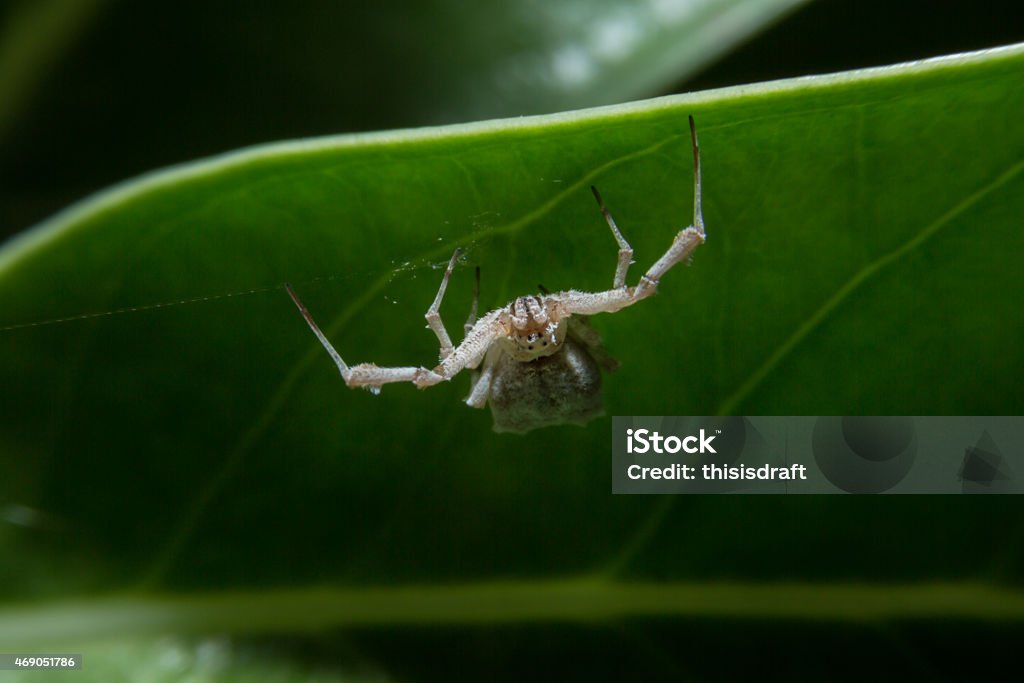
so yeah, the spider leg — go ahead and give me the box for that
[426,308,507,387]
[464,265,480,336]
[559,116,705,316]
[285,282,351,379]
[466,345,502,408]
[634,115,704,298]
[425,248,461,360]
[286,283,436,393]
[287,279,502,393]
[590,185,633,289]
[464,265,484,394]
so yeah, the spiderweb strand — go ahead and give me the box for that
[0,254,457,334]
[0,276,339,333]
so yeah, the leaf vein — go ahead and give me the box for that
[716,157,1024,415]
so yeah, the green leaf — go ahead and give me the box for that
[1,42,1023,676]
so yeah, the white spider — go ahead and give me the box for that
[286,116,706,433]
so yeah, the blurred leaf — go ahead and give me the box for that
[0,635,373,683]
[1,42,1023,676]
[384,0,814,122]
[0,0,108,141]
[2,0,811,135]
[5,581,1024,648]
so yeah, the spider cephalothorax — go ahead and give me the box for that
[286,115,706,433]
[503,295,564,361]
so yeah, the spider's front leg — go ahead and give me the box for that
[286,274,505,393]
[285,283,428,393]
[633,114,705,299]
[285,250,466,392]
[563,115,706,317]
[428,308,507,387]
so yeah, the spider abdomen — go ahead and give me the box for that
[488,338,603,434]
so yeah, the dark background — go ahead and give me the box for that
[2,0,1023,241]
